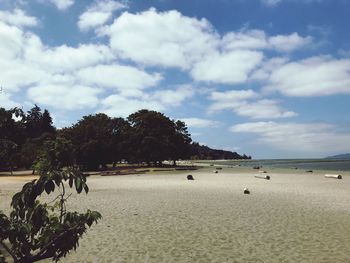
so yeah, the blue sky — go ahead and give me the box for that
[0,0,350,158]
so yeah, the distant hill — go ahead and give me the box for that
[326,153,350,159]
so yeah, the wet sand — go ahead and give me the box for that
[1,167,350,262]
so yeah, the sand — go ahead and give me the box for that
[1,167,350,262]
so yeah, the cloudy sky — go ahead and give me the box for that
[0,0,349,158]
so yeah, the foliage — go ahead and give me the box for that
[0,106,55,172]
[0,105,250,172]
[127,110,192,165]
[0,139,18,175]
[59,113,131,170]
[190,142,251,160]
[0,138,101,262]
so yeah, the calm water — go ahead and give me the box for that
[203,159,350,172]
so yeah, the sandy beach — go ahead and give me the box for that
[1,167,350,262]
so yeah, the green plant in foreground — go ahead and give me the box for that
[0,139,101,262]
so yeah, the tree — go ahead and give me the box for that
[0,138,101,262]
[127,110,174,165]
[25,105,55,139]
[19,133,55,173]
[41,110,55,134]
[25,105,43,139]
[60,113,117,170]
[127,110,192,165]
[168,120,192,166]
[0,139,18,175]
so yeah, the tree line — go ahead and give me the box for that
[0,106,250,172]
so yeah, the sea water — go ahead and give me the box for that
[204,159,350,172]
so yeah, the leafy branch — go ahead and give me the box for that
[0,138,101,262]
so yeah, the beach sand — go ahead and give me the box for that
[1,167,350,262]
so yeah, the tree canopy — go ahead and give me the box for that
[0,106,250,172]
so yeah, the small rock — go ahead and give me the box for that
[187,175,194,180]
[244,187,250,194]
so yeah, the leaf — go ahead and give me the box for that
[45,180,55,194]
[84,185,89,194]
[69,175,73,188]
[75,177,82,193]
[54,173,61,186]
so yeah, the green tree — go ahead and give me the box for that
[127,110,192,165]
[60,113,127,170]
[41,110,55,134]
[168,120,192,166]
[0,138,101,262]
[0,139,18,175]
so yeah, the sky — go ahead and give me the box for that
[0,0,350,159]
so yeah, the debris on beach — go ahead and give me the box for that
[187,175,194,180]
[325,174,342,179]
[306,170,313,173]
[213,170,218,174]
[216,167,223,170]
[243,187,250,194]
[258,170,267,174]
[255,175,270,180]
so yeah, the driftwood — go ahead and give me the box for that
[216,167,223,170]
[255,175,270,180]
[325,174,342,179]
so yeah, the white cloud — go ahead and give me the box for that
[222,30,311,52]
[27,85,102,110]
[0,92,19,109]
[99,95,164,118]
[208,89,296,119]
[0,58,48,92]
[48,0,74,10]
[151,85,195,107]
[191,50,264,84]
[251,57,289,81]
[261,0,282,6]
[0,20,26,59]
[269,33,312,52]
[222,30,268,50]
[78,0,127,31]
[99,85,195,117]
[24,37,114,73]
[181,118,220,128]
[261,0,325,7]
[0,12,174,114]
[209,89,259,112]
[102,8,312,85]
[76,64,163,96]
[264,56,350,96]
[230,121,350,156]
[105,8,218,69]
[231,99,297,119]
[0,9,38,27]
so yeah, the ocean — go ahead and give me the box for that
[200,159,350,172]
